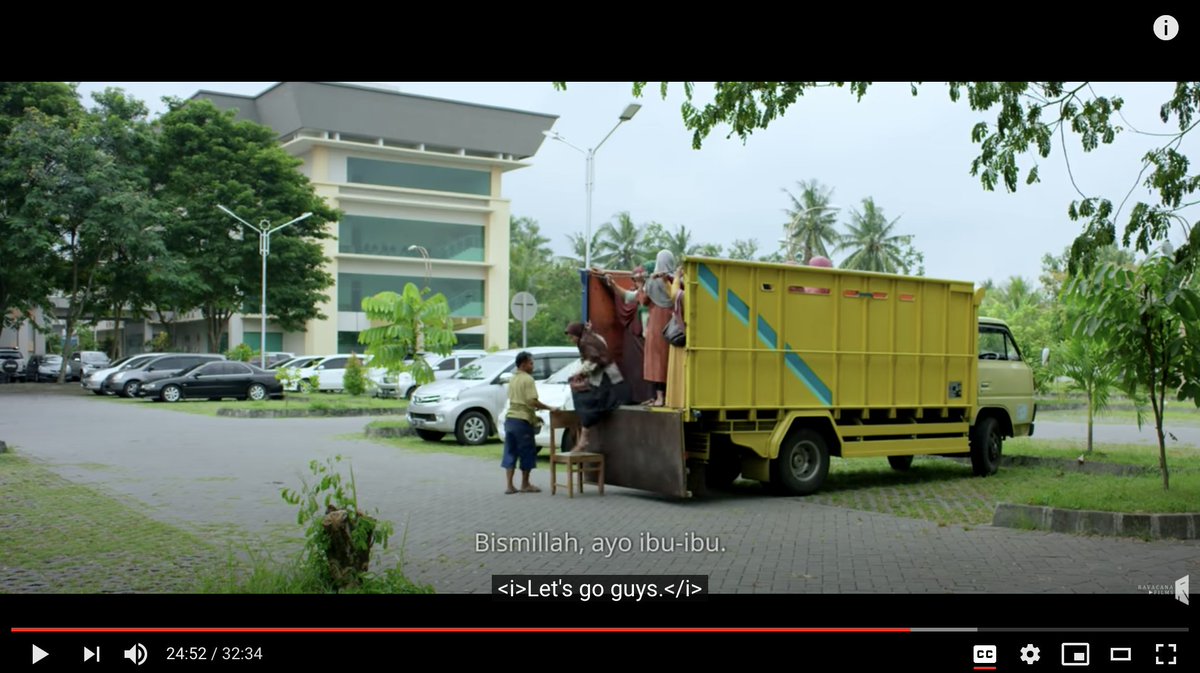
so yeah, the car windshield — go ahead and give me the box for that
[82,353,108,363]
[546,359,583,384]
[44,355,62,363]
[176,363,208,376]
[452,354,514,381]
[120,356,155,371]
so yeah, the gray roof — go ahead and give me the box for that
[191,82,557,160]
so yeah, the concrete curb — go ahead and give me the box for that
[364,425,416,439]
[993,503,1200,539]
[216,407,405,419]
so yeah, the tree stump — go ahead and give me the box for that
[321,505,375,588]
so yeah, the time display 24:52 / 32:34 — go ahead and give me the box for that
[165,646,263,661]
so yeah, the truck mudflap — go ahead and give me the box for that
[586,407,689,498]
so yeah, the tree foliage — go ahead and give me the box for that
[578,81,1200,275]
[358,284,456,388]
[1067,251,1200,490]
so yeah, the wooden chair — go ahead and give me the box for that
[548,410,604,497]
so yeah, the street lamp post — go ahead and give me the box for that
[408,244,432,292]
[781,205,842,263]
[543,103,641,269]
[217,205,313,368]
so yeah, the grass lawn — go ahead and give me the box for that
[99,394,407,417]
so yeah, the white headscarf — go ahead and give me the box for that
[653,250,677,277]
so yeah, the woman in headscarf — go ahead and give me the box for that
[564,322,628,452]
[640,250,682,406]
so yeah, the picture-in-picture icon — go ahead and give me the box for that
[1062,643,1090,666]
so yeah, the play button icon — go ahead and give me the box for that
[84,646,97,662]
[32,644,49,664]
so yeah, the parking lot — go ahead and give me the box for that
[1,384,1197,594]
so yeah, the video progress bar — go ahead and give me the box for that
[14,626,1189,634]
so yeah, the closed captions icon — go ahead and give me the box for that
[1155,15,1179,41]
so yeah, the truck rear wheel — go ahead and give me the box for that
[773,427,830,495]
[887,455,914,471]
[970,416,1002,476]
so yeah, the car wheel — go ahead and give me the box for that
[455,410,491,446]
[404,386,417,400]
[122,381,140,398]
[416,429,446,442]
[162,385,182,403]
[772,427,830,496]
[888,455,915,471]
[247,383,267,401]
[970,416,1002,476]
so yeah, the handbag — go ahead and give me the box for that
[662,292,686,347]
[569,373,592,393]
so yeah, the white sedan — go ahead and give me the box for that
[497,358,581,449]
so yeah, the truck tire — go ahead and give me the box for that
[455,410,491,446]
[773,427,830,495]
[970,416,1002,476]
[416,429,445,442]
[887,455,914,471]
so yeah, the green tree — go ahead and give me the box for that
[343,353,368,397]
[594,211,647,270]
[980,276,1057,393]
[0,82,83,332]
[694,243,723,257]
[596,82,1199,274]
[729,238,760,260]
[836,198,912,273]
[358,284,456,389]
[782,179,840,263]
[564,230,602,267]
[513,261,582,348]
[1068,251,1200,489]
[1054,333,1118,454]
[5,108,161,381]
[151,98,338,352]
[510,216,553,293]
[656,224,699,264]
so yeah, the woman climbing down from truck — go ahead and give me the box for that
[565,322,628,452]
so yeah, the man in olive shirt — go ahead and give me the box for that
[504,351,556,494]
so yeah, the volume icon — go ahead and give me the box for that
[124,643,147,666]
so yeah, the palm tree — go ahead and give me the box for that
[661,224,699,264]
[594,211,643,270]
[782,179,840,263]
[509,217,552,292]
[564,230,602,267]
[837,197,910,273]
[993,276,1041,313]
[729,238,759,260]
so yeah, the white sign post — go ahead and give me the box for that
[510,292,538,348]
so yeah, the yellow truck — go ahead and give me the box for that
[582,258,1036,497]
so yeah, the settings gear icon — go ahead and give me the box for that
[1020,644,1041,664]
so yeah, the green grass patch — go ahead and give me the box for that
[793,439,1200,526]
[195,546,434,594]
[0,452,221,592]
[1006,438,1200,467]
[99,394,406,417]
[1035,407,1200,426]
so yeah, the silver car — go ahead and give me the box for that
[406,347,578,445]
[82,354,156,395]
[370,350,488,399]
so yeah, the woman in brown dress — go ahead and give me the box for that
[641,250,682,406]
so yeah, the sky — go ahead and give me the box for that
[74,82,1197,288]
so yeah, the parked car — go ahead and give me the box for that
[138,361,284,402]
[268,354,313,370]
[37,354,65,382]
[105,353,226,398]
[72,350,111,380]
[406,347,579,445]
[261,352,295,367]
[83,354,157,395]
[370,350,488,399]
[497,358,582,450]
[0,348,26,382]
[289,354,373,392]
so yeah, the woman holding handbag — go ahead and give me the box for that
[565,322,628,452]
[640,250,683,406]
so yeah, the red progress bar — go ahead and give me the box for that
[13,627,911,634]
[974,668,997,671]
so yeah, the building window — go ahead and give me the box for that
[347,157,490,196]
[243,332,283,352]
[340,215,484,262]
[338,273,484,317]
[337,331,362,354]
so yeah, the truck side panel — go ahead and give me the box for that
[687,259,977,413]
